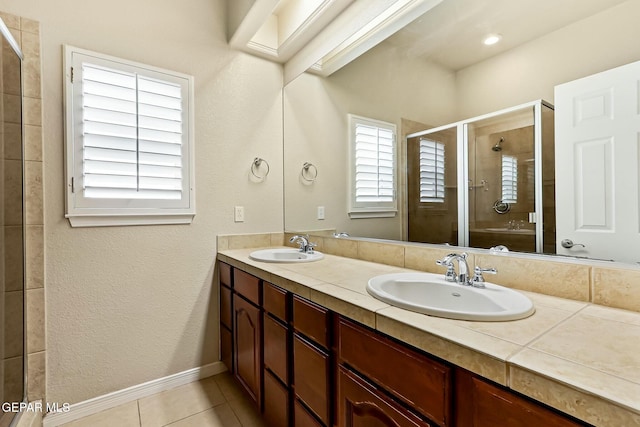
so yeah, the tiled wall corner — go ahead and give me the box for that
[22,13,45,402]
[592,267,640,313]
[1,10,45,403]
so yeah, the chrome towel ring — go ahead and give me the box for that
[301,162,318,182]
[251,157,270,180]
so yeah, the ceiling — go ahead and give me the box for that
[382,0,629,71]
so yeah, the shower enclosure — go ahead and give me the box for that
[0,17,25,427]
[407,100,555,255]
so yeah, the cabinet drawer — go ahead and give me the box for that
[293,295,329,348]
[294,334,330,426]
[234,269,260,305]
[264,282,288,321]
[338,366,434,427]
[264,314,289,384]
[264,370,290,427]
[455,371,586,427]
[338,318,451,426]
[220,284,232,329]
[219,262,232,287]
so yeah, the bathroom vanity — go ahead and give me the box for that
[215,250,623,426]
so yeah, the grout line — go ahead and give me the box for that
[136,400,142,427]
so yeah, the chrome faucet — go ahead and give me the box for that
[289,235,316,253]
[436,252,497,288]
[436,252,471,285]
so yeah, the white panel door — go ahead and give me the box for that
[555,60,640,263]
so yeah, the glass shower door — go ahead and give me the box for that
[467,107,537,252]
[407,125,458,245]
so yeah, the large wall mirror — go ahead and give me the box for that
[283,0,640,264]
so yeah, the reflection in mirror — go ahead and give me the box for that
[283,0,640,264]
[407,101,555,255]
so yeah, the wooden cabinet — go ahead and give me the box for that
[218,262,590,427]
[262,281,291,426]
[338,366,434,427]
[295,400,324,427]
[293,295,332,426]
[219,263,233,372]
[455,370,588,427]
[232,267,262,407]
[233,293,261,405]
[264,370,289,427]
[337,317,450,427]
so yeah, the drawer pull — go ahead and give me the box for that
[351,401,401,427]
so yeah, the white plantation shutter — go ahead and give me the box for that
[419,139,445,203]
[501,155,518,203]
[65,46,195,227]
[349,115,397,217]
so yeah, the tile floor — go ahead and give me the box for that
[59,373,265,427]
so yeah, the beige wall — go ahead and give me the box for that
[456,0,640,119]
[1,0,284,405]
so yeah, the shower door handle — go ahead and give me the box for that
[561,239,586,249]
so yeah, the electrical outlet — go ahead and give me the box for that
[317,206,325,220]
[234,206,245,222]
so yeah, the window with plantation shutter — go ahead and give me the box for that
[64,46,195,227]
[419,138,445,203]
[348,115,397,218]
[501,155,518,203]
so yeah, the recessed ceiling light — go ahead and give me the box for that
[483,34,502,46]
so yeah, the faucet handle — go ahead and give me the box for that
[306,241,317,253]
[472,266,497,288]
[436,258,457,282]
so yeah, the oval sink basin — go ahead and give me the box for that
[367,272,534,321]
[249,248,324,263]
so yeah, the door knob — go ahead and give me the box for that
[561,239,585,249]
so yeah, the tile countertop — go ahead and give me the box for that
[217,248,640,427]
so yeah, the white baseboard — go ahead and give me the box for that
[43,361,227,427]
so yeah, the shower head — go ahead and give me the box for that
[492,137,504,152]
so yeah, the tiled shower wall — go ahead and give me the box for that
[3,11,25,407]
[1,11,45,403]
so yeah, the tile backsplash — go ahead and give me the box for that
[218,232,640,313]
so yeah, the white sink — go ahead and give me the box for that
[367,272,534,321]
[249,248,324,263]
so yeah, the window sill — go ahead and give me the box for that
[66,213,195,228]
[348,210,397,219]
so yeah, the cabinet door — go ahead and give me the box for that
[338,367,433,427]
[233,294,262,406]
[455,371,586,427]
[294,333,330,425]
